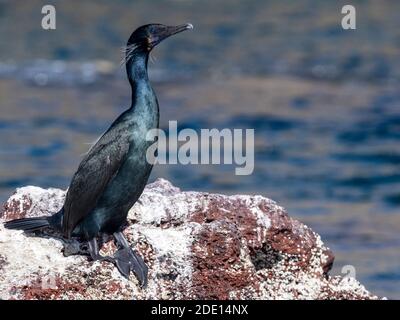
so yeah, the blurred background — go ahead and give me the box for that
[0,0,399,298]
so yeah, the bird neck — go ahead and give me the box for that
[126,52,151,108]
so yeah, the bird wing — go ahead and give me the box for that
[62,120,131,238]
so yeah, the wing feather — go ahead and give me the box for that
[62,120,131,238]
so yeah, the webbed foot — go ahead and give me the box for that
[63,239,81,257]
[113,232,148,288]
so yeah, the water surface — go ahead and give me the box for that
[0,0,399,298]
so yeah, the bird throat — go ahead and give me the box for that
[126,51,150,106]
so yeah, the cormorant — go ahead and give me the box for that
[4,23,193,287]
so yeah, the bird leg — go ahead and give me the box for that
[113,231,148,288]
[87,238,115,263]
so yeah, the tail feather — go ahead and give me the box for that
[4,217,50,232]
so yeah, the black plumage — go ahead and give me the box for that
[4,23,193,287]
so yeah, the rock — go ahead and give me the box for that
[0,178,378,300]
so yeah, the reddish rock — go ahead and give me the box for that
[0,179,378,300]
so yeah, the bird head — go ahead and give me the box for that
[125,23,193,55]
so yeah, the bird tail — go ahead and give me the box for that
[4,217,50,232]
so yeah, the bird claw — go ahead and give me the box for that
[114,247,148,288]
[93,255,116,264]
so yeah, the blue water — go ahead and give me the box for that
[0,0,399,299]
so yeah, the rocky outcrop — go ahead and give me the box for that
[0,179,377,300]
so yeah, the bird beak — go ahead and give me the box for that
[150,23,193,46]
[166,23,194,36]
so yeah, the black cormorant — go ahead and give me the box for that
[4,23,193,287]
